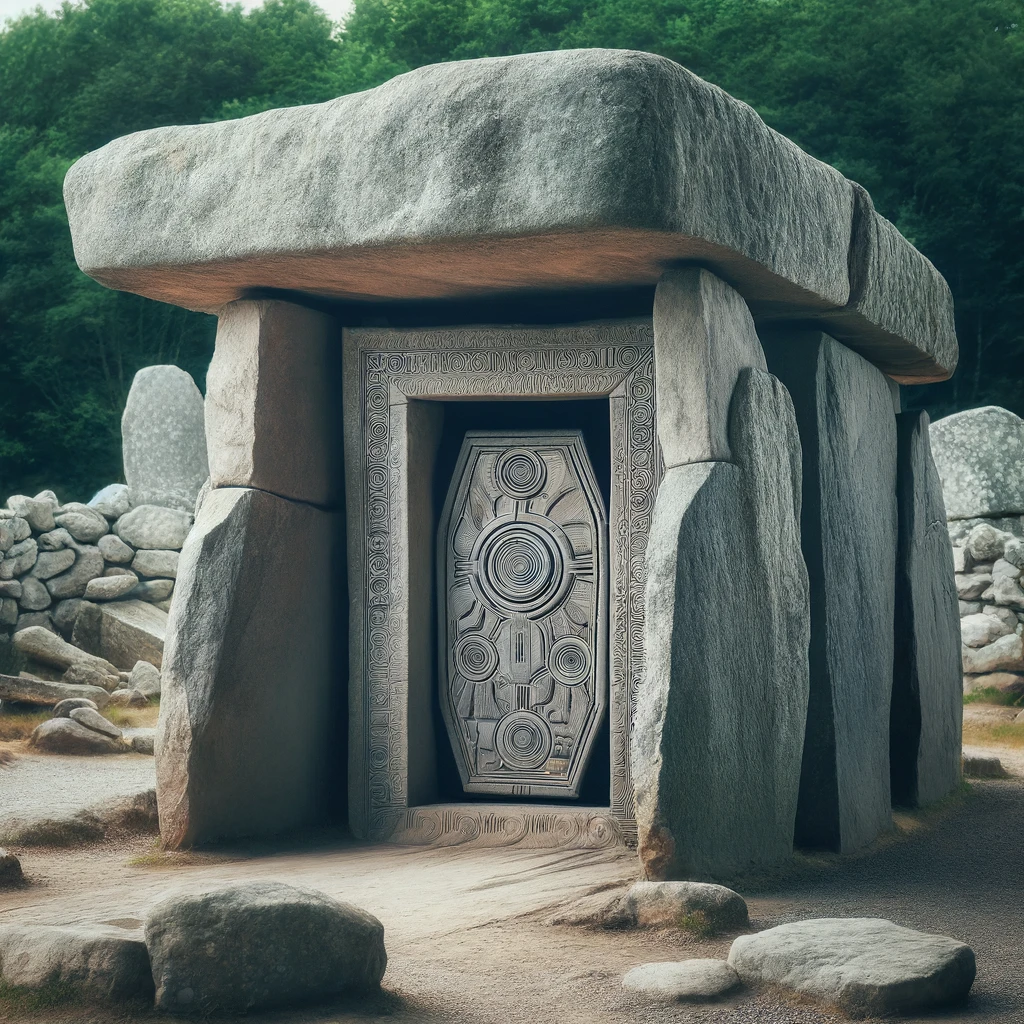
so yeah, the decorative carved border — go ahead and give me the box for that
[344,321,657,846]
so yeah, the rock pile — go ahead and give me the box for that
[27,696,154,756]
[952,523,1024,698]
[0,487,188,644]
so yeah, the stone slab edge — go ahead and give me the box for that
[63,49,955,381]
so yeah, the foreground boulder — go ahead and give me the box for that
[0,849,23,886]
[612,881,748,933]
[728,918,975,1018]
[144,881,386,1014]
[622,960,740,1003]
[30,717,124,754]
[0,923,153,1002]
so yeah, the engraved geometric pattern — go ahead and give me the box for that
[438,432,608,797]
[345,321,659,845]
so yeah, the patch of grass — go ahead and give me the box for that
[126,840,225,869]
[676,910,716,939]
[0,708,50,742]
[964,720,1024,750]
[105,703,159,730]
[963,687,1024,707]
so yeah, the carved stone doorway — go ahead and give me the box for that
[438,431,608,798]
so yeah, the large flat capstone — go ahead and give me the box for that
[144,882,386,1014]
[728,918,976,1018]
[63,49,954,381]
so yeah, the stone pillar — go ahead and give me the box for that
[635,269,810,880]
[891,411,962,807]
[761,329,897,853]
[156,299,344,848]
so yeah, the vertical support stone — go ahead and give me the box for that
[891,411,962,807]
[762,330,897,853]
[653,268,767,466]
[157,487,341,847]
[206,300,342,507]
[637,267,809,879]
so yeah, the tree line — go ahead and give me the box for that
[1,0,1021,498]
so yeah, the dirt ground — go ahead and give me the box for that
[0,736,1022,1023]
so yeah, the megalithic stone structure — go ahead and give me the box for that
[63,48,961,869]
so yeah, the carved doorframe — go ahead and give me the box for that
[343,320,659,847]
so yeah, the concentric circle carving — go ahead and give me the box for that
[473,519,571,617]
[494,448,546,500]
[454,634,499,682]
[495,710,553,770]
[548,635,591,686]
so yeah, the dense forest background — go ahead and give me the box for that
[1,0,1022,499]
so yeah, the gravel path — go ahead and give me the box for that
[0,751,1020,1023]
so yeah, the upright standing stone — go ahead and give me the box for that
[762,330,897,853]
[122,366,209,512]
[157,487,340,847]
[891,412,963,807]
[635,363,809,880]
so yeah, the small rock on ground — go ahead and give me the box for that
[610,880,749,933]
[963,753,1008,778]
[0,848,23,886]
[31,717,124,754]
[69,705,122,740]
[622,959,741,1002]
[728,918,976,1019]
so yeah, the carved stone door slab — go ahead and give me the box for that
[438,431,607,797]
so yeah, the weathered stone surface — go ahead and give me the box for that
[762,330,897,853]
[962,633,1024,674]
[0,579,21,598]
[73,599,166,671]
[13,625,119,676]
[121,366,209,512]
[37,527,76,551]
[930,407,1024,519]
[7,495,55,532]
[890,411,963,809]
[89,482,130,519]
[69,705,122,739]
[962,753,1007,778]
[114,505,192,549]
[158,487,338,847]
[51,598,85,639]
[653,268,767,466]
[0,849,23,886]
[93,788,159,831]
[64,49,954,381]
[31,547,77,580]
[949,515,1024,544]
[0,517,29,551]
[960,613,1012,648]
[635,368,809,879]
[131,548,178,578]
[128,659,160,697]
[0,598,17,626]
[107,687,148,708]
[207,301,342,506]
[133,578,174,603]
[0,923,153,1002]
[85,574,139,601]
[957,572,993,600]
[52,696,100,717]
[130,729,155,753]
[62,661,120,691]
[728,918,975,1019]
[45,546,104,599]
[144,882,386,1013]
[54,502,110,542]
[0,810,105,846]
[98,533,134,563]
[983,604,1019,630]
[622,960,741,1003]
[18,576,52,611]
[965,522,1013,562]
[30,717,124,754]
[14,611,54,633]
[963,671,1024,695]
[1,538,37,578]
[614,881,748,932]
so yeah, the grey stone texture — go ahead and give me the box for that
[891,412,963,809]
[121,365,209,512]
[0,923,153,1002]
[13,625,119,676]
[64,49,954,381]
[52,697,100,718]
[31,548,76,579]
[62,661,120,691]
[1,538,37,578]
[88,482,131,519]
[97,533,134,563]
[131,548,178,578]
[30,717,124,754]
[930,406,1024,519]
[0,849,23,886]
[762,330,897,853]
[728,918,976,1019]
[69,705,122,740]
[207,300,342,507]
[144,882,386,1014]
[54,502,110,542]
[114,504,193,549]
[622,960,741,1003]
[73,598,167,671]
[634,367,809,880]
[84,574,139,601]
[45,545,104,599]
[129,659,161,697]
[7,495,55,533]
[653,268,766,466]
[157,487,339,847]
[0,673,109,707]
[614,881,748,933]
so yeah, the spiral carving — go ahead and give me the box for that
[494,447,547,500]
[474,520,569,617]
[495,711,553,770]
[548,635,591,686]
[454,634,499,682]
